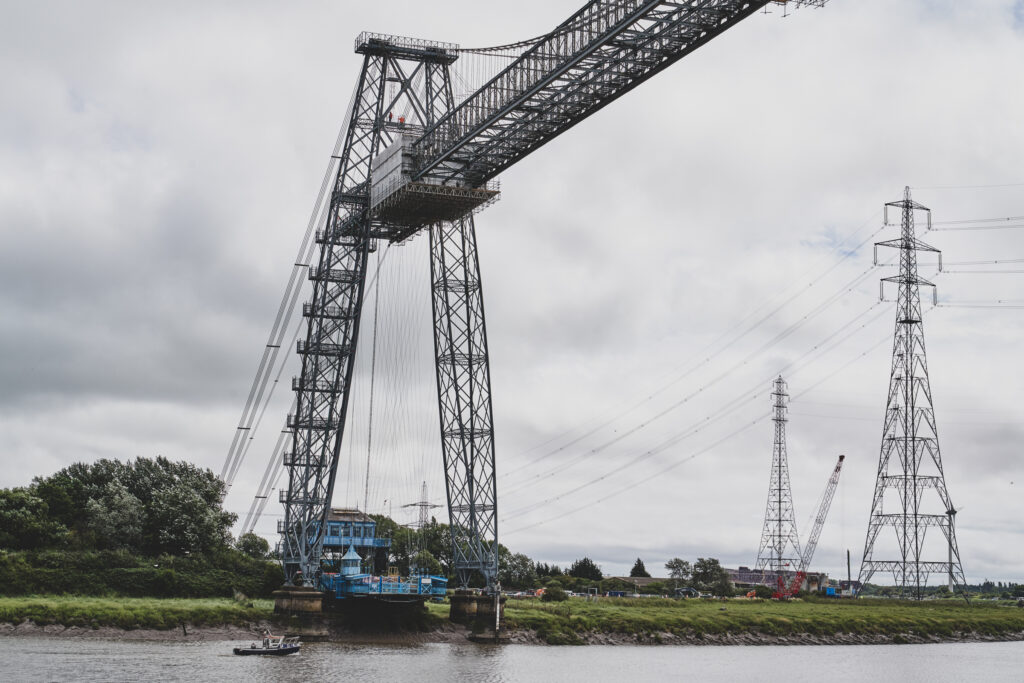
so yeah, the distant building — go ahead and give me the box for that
[728,566,829,592]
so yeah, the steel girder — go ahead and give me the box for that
[429,216,499,589]
[857,188,968,600]
[414,0,776,187]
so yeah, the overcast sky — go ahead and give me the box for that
[2,0,1023,584]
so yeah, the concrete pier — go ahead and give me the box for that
[449,589,479,625]
[450,589,507,641]
[272,585,329,639]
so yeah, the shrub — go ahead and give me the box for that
[542,582,568,602]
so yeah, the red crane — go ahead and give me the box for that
[774,455,845,599]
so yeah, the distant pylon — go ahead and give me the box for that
[858,187,968,600]
[403,481,441,530]
[755,376,803,578]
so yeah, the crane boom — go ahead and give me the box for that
[775,454,845,598]
[800,454,845,573]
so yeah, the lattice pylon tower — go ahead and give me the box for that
[755,376,803,580]
[403,481,441,530]
[857,187,968,600]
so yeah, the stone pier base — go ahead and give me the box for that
[272,585,329,639]
[449,590,479,625]
[450,589,507,641]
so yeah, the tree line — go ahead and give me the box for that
[0,456,236,555]
[0,457,280,598]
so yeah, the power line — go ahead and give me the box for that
[504,218,886,479]
[931,215,1024,226]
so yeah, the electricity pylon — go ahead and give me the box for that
[755,376,803,580]
[858,187,968,600]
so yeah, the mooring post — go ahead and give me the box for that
[494,582,501,641]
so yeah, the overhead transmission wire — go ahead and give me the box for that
[502,284,896,521]
[925,215,1024,232]
[913,182,1024,190]
[501,257,918,512]
[502,257,888,491]
[520,258,999,532]
[503,213,886,478]
[503,209,1017,491]
[220,79,360,491]
[503,296,888,495]
[503,319,899,537]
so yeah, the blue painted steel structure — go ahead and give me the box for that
[320,545,448,602]
[320,508,391,553]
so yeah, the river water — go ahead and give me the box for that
[1,638,1021,682]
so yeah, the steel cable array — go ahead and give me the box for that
[220,79,361,492]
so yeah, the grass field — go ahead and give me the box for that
[4,595,1023,643]
[427,597,1024,645]
[0,596,273,630]
[523,597,1024,644]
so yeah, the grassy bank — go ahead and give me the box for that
[6,594,1024,643]
[0,596,273,630]
[476,597,1024,645]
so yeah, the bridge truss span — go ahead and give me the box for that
[258,0,831,589]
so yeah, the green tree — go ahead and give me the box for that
[712,572,735,597]
[500,552,538,589]
[629,557,651,578]
[33,457,235,556]
[535,562,564,579]
[0,488,68,549]
[692,557,730,593]
[665,558,692,586]
[411,549,443,576]
[236,532,271,559]
[84,482,144,550]
[569,556,603,580]
[417,519,453,578]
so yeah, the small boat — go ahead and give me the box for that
[233,633,301,656]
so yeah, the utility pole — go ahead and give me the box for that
[847,549,851,594]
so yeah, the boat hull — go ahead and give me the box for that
[232,645,301,656]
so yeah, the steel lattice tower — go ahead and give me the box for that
[858,187,967,600]
[755,376,803,578]
[279,36,498,589]
[265,1,834,592]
